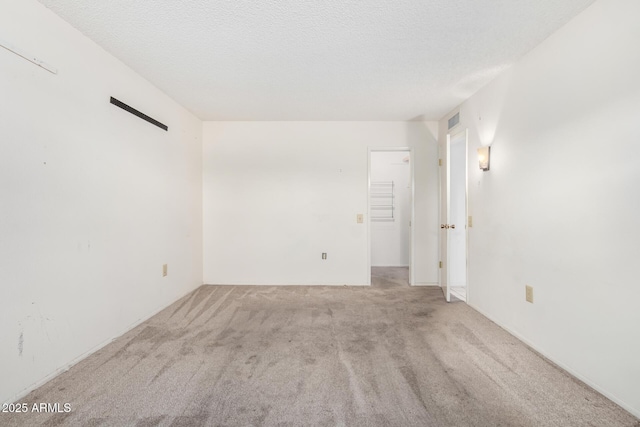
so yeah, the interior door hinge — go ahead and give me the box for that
[439,261,443,268]
[439,159,443,166]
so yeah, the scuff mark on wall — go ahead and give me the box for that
[18,332,24,357]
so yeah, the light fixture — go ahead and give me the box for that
[478,146,490,171]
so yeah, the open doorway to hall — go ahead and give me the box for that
[371,266,410,287]
[369,150,412,286]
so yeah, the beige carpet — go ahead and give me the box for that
[2,268,637,426]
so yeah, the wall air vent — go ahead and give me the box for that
[110,97,168,131]
[448,112,460,130]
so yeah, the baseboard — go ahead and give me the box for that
[204,283,370,287]
[468,303,640,419]
[371,265,410,268]
[412,282,439,287]
[5,283,201,405]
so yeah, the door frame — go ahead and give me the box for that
[439,129,469,301]
[367,147,415,286]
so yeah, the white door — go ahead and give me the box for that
[449,131,468,301]
[439,135,451,301]
[440,130,468,302]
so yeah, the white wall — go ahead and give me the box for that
[370,151,411,267]
[203,121,439,285]
[439,0,640,417]
[0,0,203,404]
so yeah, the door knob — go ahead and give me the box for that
[451,224,456,229]
[441,224,445,228]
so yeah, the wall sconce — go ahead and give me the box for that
[478,146,490,171]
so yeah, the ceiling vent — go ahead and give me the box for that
[448,112,460,130]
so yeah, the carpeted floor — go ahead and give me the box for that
[2,268,638,426]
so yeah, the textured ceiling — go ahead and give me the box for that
[37,0,595,121]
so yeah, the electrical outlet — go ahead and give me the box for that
[162,264,168,277]
[356,214,364,224]
[322,253,327,260]
[525,285,533,303]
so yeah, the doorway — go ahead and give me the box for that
[439,130,468,302]
[368,148,414,286]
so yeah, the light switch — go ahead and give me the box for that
[526,285,534,303]
[357,214,364,224]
